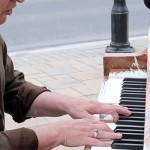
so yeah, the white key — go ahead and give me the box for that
[91,147,111,150]
[91,147,126,150]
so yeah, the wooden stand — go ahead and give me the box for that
[103,50,147,78]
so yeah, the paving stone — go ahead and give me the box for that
[72,84,101,96]
[44,66,78,76]
[69,70,100,81]
[54,88,83,97]
[43,78,84,90]
[5,114,49,130]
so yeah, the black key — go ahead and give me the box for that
[123,82,146,85]
[120,100,145,106]
[123,79,146,85]
[115,127,144,133]
[115,125,144,131]
[120,105,145,110]
[115,129,144,133]
[118,132,144,140]
[119,116,145,121]
[119,111,145,117]
[122,86,146,90]
[126,107,145,112]
[122,84,146,89]
[128,111,145,117]
[123,78,146,82]
[120,104,145,109]
[117,120,145,126]
[111,139,143,150]
[122,89,146,94]
[121,89,146,94]
[120,98,146,101]
[121,93,146,98]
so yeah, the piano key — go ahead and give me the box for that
[121,93,146,98]
[91,147,115,150]
[121,89,146,94]
[125,114,146,119]
[111,139,143,150]
[120,104,145,108]
[122,84,146,89]
[115,128,144,134]
[118,117,145,122]
[119,116,145,121]
[120,105,145,110]
[118,132,144,140]
[117,120,145,126]
[115,127,144,134]
[115,125,144,131]
[120,97,145,101]
[123,78,146,82]
[126,107,145,112]
[123,82,146,86]
[121,86,146,90]
[123,80,146,84]
[122,81,146,86]
[120,100,145,106]
[124,111,145,117]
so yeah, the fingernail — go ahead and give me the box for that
[117,133,122,138]
[93,114,100,120]
[128,111,132,115]
[107,144,111,147]
[124,107,128,109]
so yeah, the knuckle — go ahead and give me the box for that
[98,130,104,138]
[100,124,109,131]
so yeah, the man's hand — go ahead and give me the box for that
[65,98,131,122]
[28,92,131,123]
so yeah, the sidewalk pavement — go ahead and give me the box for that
[5,36,148,150]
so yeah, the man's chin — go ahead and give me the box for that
[0,16,7,25]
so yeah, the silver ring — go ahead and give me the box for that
[93,129,100,138]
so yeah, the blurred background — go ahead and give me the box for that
[0,0,150,52]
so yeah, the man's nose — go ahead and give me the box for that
[16,0,25,3]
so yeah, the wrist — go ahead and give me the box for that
[32,124,61,150]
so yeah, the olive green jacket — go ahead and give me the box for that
[0,35,48,149]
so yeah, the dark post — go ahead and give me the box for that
[106,0,134,53]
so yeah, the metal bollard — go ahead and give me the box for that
[106,0,134,53]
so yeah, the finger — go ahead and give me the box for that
[90,120,113,131]
[97,130,122,140]
[84,137,111,147]
[83,121,113,138]
[115,105,131,116]
[89,119,114,132]
[92,123,113,132]
[109,111,119,122]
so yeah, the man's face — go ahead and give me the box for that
[0,0,24,24]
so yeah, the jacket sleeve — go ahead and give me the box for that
[0,36,44,150]
[3,44,50,123]
[4,56,47,123]
[0,132,11,150]
[1,128,38,150]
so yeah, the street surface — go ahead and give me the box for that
[0,0,150,52]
